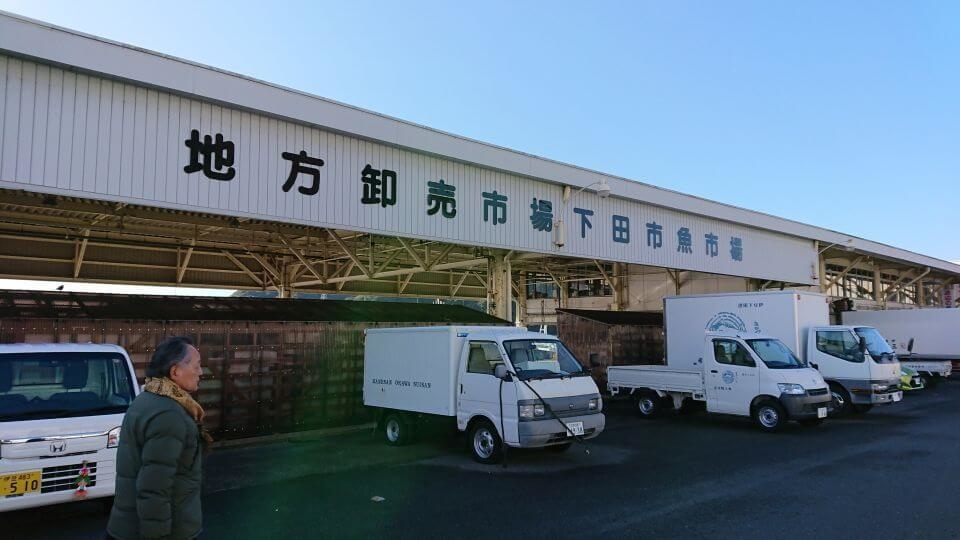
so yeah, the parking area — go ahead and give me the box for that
[5,380,959,539]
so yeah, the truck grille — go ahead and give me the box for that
[807,388,828,397]
[41,462,98,494]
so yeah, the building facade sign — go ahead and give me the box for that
[0,55,817,283]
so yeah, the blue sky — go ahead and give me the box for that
[2,1,957,262]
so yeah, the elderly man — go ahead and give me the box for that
[107,336,210,540]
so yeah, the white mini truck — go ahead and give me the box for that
[843,309,957,386]
[363,326,605,464]
[1,343,140,512]
[608,331,832,431]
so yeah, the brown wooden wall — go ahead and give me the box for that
[0,318,461,440]
[557,313,665,389]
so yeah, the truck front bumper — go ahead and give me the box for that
[779,392,832,420]
[517,412,605,447]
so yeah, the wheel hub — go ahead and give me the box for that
[474,428,495,458]
[759,407,779,428]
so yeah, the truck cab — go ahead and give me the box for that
[805,325,901,414]
[1,343,140,512]
[700,332,831,427]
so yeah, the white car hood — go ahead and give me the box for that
[1,414,124,460]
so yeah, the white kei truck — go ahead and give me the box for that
[1,343,140,512]
[608,296,833,431]
[363,326,605,464]
[842,309,956,385]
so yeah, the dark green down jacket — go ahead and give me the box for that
[107,392,203,539]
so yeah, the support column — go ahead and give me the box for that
[818,254,828,293]
[873,262,883,308]
[516,274,528,327]
[487,253,513,322]
[613,262,628,311]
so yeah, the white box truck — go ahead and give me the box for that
[608,299,833,431]
[842,309,957,384]
[652,292,902,415]
[363,326,605,464]
[1,344,140,512]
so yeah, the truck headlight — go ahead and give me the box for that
[777,383,805,395]
[534,404,545,417]
[588,398,599,410]
[519,405,534,419]
[871,383,891,392]
[107,426,121,448]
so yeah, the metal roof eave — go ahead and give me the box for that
[0,11,957,277]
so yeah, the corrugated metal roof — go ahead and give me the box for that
[0,290,508,323]
[557,308,664,326]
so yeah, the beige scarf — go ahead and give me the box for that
[144,377,214,448]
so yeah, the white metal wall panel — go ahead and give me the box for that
[0,54,816,284]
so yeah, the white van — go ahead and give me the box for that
[364,326,604,464]
[0,344,140,512]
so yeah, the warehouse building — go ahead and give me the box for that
[1,11,958,330]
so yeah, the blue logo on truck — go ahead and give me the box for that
[706,312,748,332]
[722,370,736,384]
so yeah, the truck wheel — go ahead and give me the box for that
[383,412,411,446]
[852,404,873,414]
[636,391,665,419]
[921,375,937,388]
[752,400,786,432]
[828,384,852,417]
[469,419,504,464]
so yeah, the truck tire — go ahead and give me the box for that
[469,419,504,465]
[852,404,873,414]
[383,412,412,446]
[636,391,666,419]
[752,400,786,432]
[828,383,852,417]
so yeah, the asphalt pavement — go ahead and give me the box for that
[5,380,960,539]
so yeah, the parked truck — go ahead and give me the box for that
[608,330,831,431]
[1,343,140,512]
[363,326,605,464]
[664,292,902,414]
[608,292,902,428]
[842,309,957,385]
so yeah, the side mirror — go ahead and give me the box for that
[907,338,914,353]
[858,336,867,353]
[494,364,511,381]
[810,362,819,370]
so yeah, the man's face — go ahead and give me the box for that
[170,345,202,393]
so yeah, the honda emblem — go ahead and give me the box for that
[50,441,66,453]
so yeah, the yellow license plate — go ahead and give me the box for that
[1,471,42,497]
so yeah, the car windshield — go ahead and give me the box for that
[0,352,136,422]
[502,339,585,380]
[853,327,896,360]
[746,339,805,369]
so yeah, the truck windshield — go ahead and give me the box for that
[502,340,585,380]
[745,339,805,369]
[0,352,136,422]
[853,327,896,362]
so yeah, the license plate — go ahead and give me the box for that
[566,421,585,436]
[817,407,827,419]
[892,392,902,402]
[1,470,41,497]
